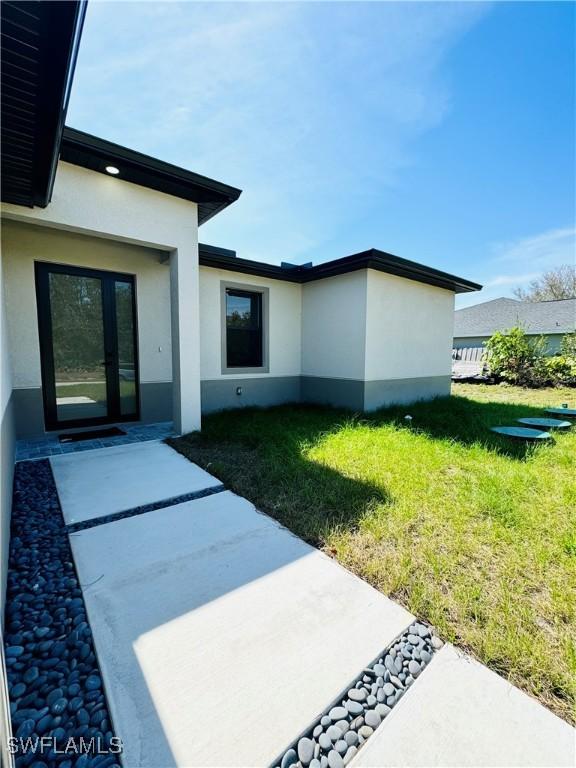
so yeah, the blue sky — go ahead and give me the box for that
[67,1,575,308]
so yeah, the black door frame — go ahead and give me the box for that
[35,261,141,431]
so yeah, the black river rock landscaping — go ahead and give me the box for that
[5,458,443,768]
[4,460,120,767]
[273,624,443,768]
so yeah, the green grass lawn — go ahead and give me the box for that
[169,384,576,722]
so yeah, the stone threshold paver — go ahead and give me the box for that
[16,421,174,461]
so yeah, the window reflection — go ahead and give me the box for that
[115,281,138,417]
[50,273,108,421]
[226,289,263,368]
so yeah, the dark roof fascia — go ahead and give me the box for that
[198,243,237,260]
[199,249,304,283]
[309,249,482,293]
[41,2,87,206]
[1,1,86,207]
[60,128,242,225]
[199,247,482,293]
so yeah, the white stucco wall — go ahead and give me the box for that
[301,271,368,380]
[365,269,455,381]
[0,244,14,612]
[199,267,302,380]
[1,161,460,429]
[2,221,172,390]
[1,238,16,764]
[2,163,198,252]
[2,161,201,433]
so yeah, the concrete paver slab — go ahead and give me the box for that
[351,644,575,768]
[51,441,220,524]
[69,490,414,768]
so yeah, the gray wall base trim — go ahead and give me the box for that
[139,381,173,424]
[13,376,452,435]
[301,375,451,412]
[201,377,301,414]
[12,382,173,439]
[300,376,365,411]
[363,375,451,411]
[12,388,44,439]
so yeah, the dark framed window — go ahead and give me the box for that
[225,288,264,368]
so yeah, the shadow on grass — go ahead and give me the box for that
[169,405,390,546]
[168,392,562,542]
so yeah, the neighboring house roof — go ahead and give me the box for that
[61,128,242,225]
[454,297,576,337]
[199,245,482,293]
[1,1,86,207]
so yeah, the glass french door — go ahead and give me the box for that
[35,263,140,430]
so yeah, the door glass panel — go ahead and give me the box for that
[49,272,108,422]
[115,280,138,417]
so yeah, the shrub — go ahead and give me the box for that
[484,327,576,387]
[553,334,576,385]
[544,355,576,386]
[544,355,571,380]
[483,327,547,386]
[561,331,576,358]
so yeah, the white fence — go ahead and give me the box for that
[452,347,485,378]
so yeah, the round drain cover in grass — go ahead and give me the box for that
[545,407,576,417]
[517,417,572,430]
[490,426,552,440]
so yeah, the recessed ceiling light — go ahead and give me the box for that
[105,165,120,175]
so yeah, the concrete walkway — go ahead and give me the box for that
[50,442,575,768]
[51,441,220,524]
[354,644,574,768]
